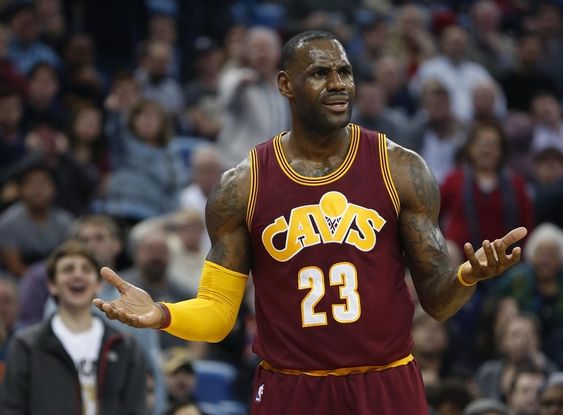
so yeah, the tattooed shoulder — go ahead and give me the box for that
[388,143,440,216]
[205,158,251,235]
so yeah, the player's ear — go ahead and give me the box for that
[277,70,293,98]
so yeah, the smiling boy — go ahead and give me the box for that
[1,241,146,415]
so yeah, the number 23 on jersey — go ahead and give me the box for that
[298,262,361,327]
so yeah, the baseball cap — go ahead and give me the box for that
[162,347,194,375]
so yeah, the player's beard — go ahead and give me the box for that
[294,96,353,136]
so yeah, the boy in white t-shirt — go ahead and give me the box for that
[2,241,147,415]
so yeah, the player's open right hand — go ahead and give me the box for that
[93,267,165,329]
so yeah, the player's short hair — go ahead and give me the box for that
[280,30,341,71]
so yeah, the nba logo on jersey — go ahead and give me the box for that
[255,384,265,402]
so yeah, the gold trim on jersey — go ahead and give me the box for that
[378,133,401,216]
[273,124,360,186]
[246,149,259,229]
[260,353,414,377]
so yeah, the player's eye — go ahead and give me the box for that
[312,69,327,77]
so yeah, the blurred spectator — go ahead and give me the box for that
[135,40,185,116]
[471,79,506,124]
[530,92,563,155]
[181,36,223,141]
[146,12,180,80]
[66,105,109,187]
[17,214,167,414]
[35,0,66,50]
[475,313,556,401]
[216,26,289,168]
[468,0,515,76]
[498,33,559,112]
[61,33,96,75]
[387,4,436,79]
[179,143,224,253]
[77,215,166,415]
[411,25,498,122]
[104,99,183,223]
[533,148,563,188]
[404,79,466,183]
[61,62,104,110]
[0,83,24,169]
[534,3,563,100]
[284,0,358,35]
[3,0,59,75]
[24,118,99,215]
[17,214,122,327]
[123,229,189,303]
[162,347,198,409]
[0,277,17,367]
[506,365,547,415]
[0,158,73,278]
[464,398,511,415]
[373,54,417,117]
[350,16,389,81]
[1,241,146,414]
[220,25,247,74]
[411,306,450,388]
[0,23,26,95]
[440,121,534,254]
[127,208,207,296]
[103,70,142,142]
[476,297,520,363]
[351,80,406,143]
[490,223,563,340]
[427,378,474,415]
[21,62,63,133]
[122,229,190,349]
[539,372,563,415]
[60,34,106,107]
[533,148,563,229]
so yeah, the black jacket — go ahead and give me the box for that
[1,316,146,415]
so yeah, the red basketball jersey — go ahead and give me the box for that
[247,124,414,370]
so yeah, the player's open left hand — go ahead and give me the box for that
[459,226,528,285]
[93,267,164,329]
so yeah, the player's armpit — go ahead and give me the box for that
[160,260,248,342]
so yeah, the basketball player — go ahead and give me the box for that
[94,31,527,414]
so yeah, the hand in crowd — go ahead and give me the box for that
[93,267,164,329]
[459,226,528,285]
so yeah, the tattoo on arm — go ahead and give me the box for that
[393,147,474,321]
[205,162,252,273]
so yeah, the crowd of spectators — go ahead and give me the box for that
[0,0,562,414]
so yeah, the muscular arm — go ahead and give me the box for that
[205,158,252,272]
[93,159,252,341]
[390,144,473,321]
[389,143,526,321]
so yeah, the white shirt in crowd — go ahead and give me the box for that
[52,315,104,415]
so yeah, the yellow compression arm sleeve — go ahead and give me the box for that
[159,260,248,342]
